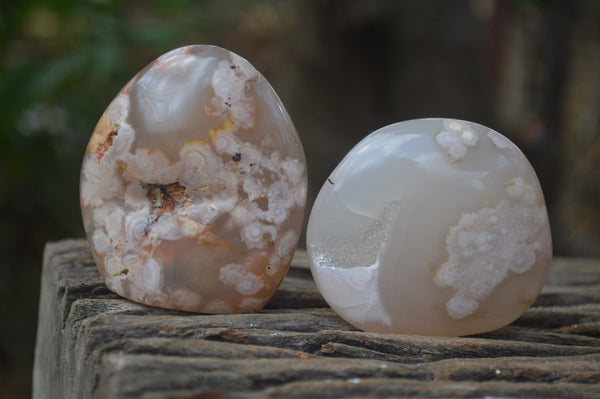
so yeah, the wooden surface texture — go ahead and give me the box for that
[34,239,600,398]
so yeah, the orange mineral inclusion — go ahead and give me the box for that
[80,45,307,313]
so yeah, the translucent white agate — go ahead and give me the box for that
[80,45,307,313]
[307,119,552,336]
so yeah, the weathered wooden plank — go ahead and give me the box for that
[512,304,600,331]
[535,287,600,306]
[258,379,600,399]
[33,239,600,399]
[95,354,600,398]
[545,258,600,286]
[473,325,600,346]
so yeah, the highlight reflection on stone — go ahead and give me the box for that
[80,45,307,313]
[307,118,552,336]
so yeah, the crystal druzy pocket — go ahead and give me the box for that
[307,119,552,336]
[80,45,307,313]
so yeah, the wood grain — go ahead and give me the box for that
[33,239,600,398]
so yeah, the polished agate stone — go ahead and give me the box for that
[307,119,552,336]
[80,45,307,313]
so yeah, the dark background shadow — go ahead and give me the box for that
[0,1,599,397]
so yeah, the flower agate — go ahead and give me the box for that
[80,45,307,313]
[307,119,551,336]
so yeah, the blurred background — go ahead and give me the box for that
[0,0,598,397]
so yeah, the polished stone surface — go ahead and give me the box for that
[308,118,552,336]
[81,45,307,313]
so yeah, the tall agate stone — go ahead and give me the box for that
[80,45,307,313]
[307,119,552,336]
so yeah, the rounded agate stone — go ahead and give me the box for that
[80,45,307,313]
[307,118,552,336]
